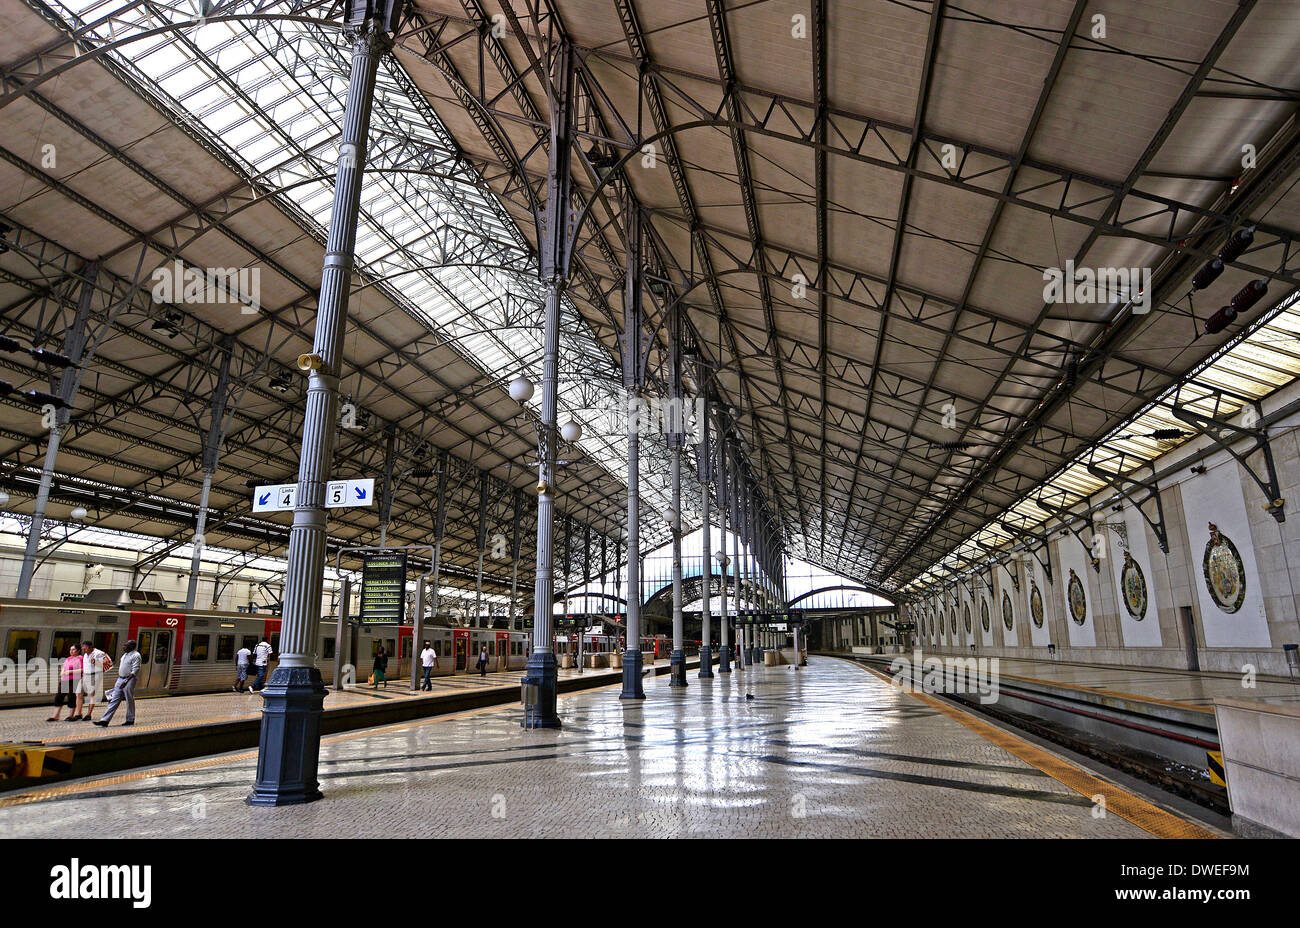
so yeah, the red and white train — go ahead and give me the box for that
[0,590,668,707]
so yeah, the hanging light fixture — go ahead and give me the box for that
[560,420,583,443]
[69,506,88,521]
[508,376,534,403]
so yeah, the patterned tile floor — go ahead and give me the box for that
[0,661,641,745]
[0,657,1190,838]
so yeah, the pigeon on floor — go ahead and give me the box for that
[745,693,754,700]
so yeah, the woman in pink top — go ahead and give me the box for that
[49,645,83,721]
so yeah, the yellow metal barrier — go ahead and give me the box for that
[0,743,75,779]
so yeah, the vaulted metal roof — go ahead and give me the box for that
[2,0,1299,599]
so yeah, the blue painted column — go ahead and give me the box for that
[249,17,390,805]
[698,401,713,679]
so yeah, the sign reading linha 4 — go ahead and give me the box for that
[251,478,375,513]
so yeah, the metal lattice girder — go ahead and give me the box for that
[1172,391,1286,523]
[1084,450,1171,553]
[0,225,628,597]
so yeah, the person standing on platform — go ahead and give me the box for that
[95,639,140,728]
[477,645,488,677]
[79,640,112,722]
[249,637,272,693]
[49,644,82,722]
[372,646,389,689]
[233,642,252,693]
[420,640,437,691]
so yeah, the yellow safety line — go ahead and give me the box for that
[851,661,1219,839]
[0,674,635,808]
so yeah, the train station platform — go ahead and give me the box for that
[0,657,1223,839]
[0,657,696,789]
[896,653,1300,711]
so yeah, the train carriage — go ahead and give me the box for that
[0,592,533,708]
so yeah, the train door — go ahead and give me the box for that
[146,629,174,689]
[453,628,469,671]
[495,631,509,671]
[129,612,181,692]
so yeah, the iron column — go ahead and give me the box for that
[248,19,389,805]
[620,199,645,700]
[16,265,96,598]
[698,401,713,678]
[521,41,575,729]
[717,426,731,674]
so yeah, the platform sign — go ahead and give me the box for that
[359,551,407,624]
[325,478,374,509]
[252,483,297,513]
[252,478,374,513]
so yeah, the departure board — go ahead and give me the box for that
[359,551,407,624]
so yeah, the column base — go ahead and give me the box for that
[521,651,562,729]
[698,646,714,679]
[668,649,688,687]
[247,666,327,806]
[620,649,645,699]
[719,644,732,674]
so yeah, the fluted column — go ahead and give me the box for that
[250,22,389,805]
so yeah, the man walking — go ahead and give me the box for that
[95,639,140,727]
[477,645,488,678]
[233,642,252,693]
[419,640,437,691]
[249,637,273,693]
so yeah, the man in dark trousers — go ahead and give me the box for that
[477,645,488,677]
[95,639,139,727]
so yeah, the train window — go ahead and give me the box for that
[270,633,280,655]
[189,634,210,662]
[216,635,235,662]
[50,630,83,659]
[137,631,151,665]
[401,638,412,659]
[322,637,335,660]
[93,632,118,658]
[241,635,258,653]
[5,629,39,662]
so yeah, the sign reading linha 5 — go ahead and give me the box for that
[251,478,374,513]
[360,550,407,624]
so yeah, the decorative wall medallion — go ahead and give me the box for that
[950,609,957,635]
[1030,581,1044,628]
[980,597,990,632]
[1067,568,1087,626]
[1008,562,1020,593]
[1001,590,1014,631]
[1121,551,1148,621]
[1203,523,1246,614]
[963,603,972,634]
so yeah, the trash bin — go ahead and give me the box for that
[763,649,778,666]
[609,652,622,668]
[560,654,575,669]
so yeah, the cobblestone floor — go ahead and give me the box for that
[0,657,1167,838]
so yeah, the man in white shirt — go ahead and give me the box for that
[233,644,252,693]
[250,638,273,693]
[419,640,438,691]
[79,640,113,722]
[95,639,139,727]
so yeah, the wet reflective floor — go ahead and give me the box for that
[1,657,1211,838]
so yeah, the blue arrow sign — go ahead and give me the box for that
[354,486,367,500]
[258,493,270,506]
